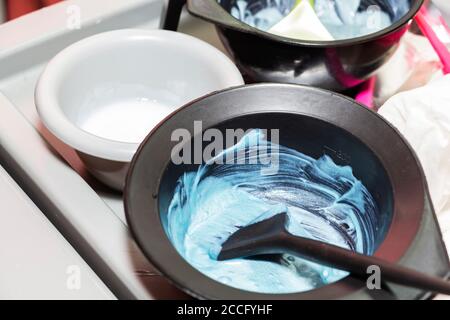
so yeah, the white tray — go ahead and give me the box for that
[0,160,114,300]
[0,0,221,299]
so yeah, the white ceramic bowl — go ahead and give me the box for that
[35,29,244,191]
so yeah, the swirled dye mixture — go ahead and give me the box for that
[222,0,411,40]
[165,130,379,293]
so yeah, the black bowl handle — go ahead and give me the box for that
[161,0,256,33]
[161,0,187,31]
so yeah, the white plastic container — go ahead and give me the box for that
[35,29,244,190]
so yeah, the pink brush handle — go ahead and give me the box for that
[355,77,376,109]
[415,7,450,74]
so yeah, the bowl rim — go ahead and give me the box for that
[124,83,426,299]
[188,0,424,47]
[34,29,244,162]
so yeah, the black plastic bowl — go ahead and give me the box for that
[124,84,431,299]
[162,0,424,91]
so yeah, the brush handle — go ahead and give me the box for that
[415,7,450,75]
[281,232,450,295]
[161,0,186,31]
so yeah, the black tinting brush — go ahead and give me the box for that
[218,212,450,295]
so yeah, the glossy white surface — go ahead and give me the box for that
[0,163,114,300]
[35,29,243,189]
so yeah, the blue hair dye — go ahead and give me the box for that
[224,0,411,40]
[164,130,380,293]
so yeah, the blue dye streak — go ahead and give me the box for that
[165,130,379,294]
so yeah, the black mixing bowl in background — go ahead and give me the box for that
[124,84,449,299]
[162,0,424,91]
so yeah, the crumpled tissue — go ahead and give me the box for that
[375,32,444,106]
[379,76,450,244]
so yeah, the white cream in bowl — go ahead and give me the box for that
[35,29,244,190]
